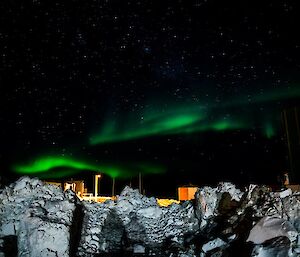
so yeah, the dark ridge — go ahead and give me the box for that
[69,202,84,257]
[101,208,126,253]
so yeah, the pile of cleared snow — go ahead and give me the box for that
[116,187,199,249]
[0,177,78,257]
[246,189,300,257]
[77,200,124,255]
[0,177,300,257]
[195,182,244,229]
[194,184,300,256]
[79,186,199,255]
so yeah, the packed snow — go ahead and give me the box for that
[0,177,299,256]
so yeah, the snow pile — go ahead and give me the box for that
[246,189,300,257]
[0,177,78,257]
[195,182,244,230]
[0,177,299,256]
[116,186,158,226]
[77,200,124,255]
[78,186,199,255]
[194,183,300,256]
[247,216,298,245]
[116,187,199,251]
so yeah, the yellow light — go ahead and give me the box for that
[156,198,180,207]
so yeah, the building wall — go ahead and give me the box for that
[178,187,198,201]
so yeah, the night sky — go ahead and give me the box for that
[1,0,300,196]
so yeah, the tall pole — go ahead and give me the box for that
[139,172,142,194]
[112,177,115,197]
[98,175,101,195]
[283,110,294,181]
[95,174,101,200]
[94,175,98,199]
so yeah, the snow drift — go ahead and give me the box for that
[0,177,299,256]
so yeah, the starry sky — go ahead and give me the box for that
[0,0,300,194]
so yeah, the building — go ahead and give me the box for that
[178,186,198,201]
[64,180,85,197]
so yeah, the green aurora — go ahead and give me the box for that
[14,156,98,174]
[13,156,165,179]
[90,87,299,145]
[263,122,276,139]
[12,87,299,179]
[90,112,206,144]
[90,108,249,145]
[37,169,82,179]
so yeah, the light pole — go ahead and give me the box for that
[139,172,142,194]
[112,177,115,197]
[94,174,101,200]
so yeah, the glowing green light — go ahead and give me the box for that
[212,120,231,131]
[13,156,98,174]
[90,85,300,145]
[13,156,165,179]
[211,120,245,131]
[264,122,275,139]
[98,164,123,178]
[158,114,199,130]
[90,112,248,145]
[90,102,208,145]
[38,170,81,179]
[90,111,204,145]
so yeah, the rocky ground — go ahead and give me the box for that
[0,177,299,257]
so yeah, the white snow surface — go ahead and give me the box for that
[202,238,227,253]
[116,186,199,247]
[0,177,77,257]
[77,200,121,255]
[247,216,298,244]
[1,177,300,257]
[195,182,244,229]
[217,182,244,202]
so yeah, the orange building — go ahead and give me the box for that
[178,186,198,201]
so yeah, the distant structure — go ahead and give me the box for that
[282,106,300,183]
[64,180,85,197]
[44,176,179,206]
[178,186,198,201]
[44,177,113,203]
[45,180,86,196]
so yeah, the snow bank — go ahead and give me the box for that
[0,177,299,256]
[0,177,77,257]
[116,187,199,250]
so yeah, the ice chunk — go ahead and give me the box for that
[202,238,227,253]
[251,237,293,257]
[247,216,298,244]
